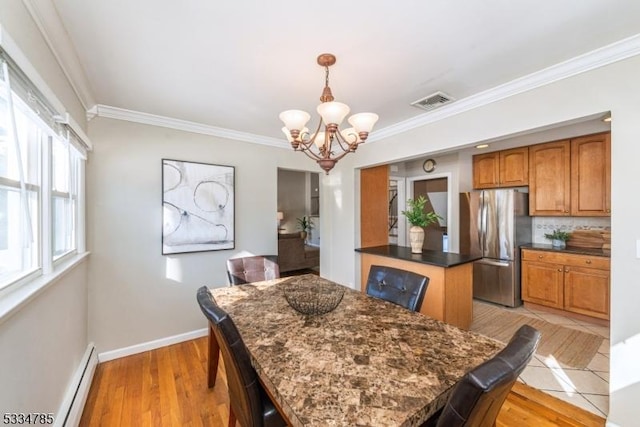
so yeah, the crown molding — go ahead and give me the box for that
[369,33,640,142]
[93,105,289,148]
[21,0,96,111]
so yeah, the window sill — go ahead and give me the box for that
[0,251,90,326]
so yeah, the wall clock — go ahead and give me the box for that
[423,158,436,173]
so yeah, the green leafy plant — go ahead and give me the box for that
[544,229,571,241]
[401,196,442,227]
[296,216,314,232]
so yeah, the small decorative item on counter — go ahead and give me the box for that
[544,229,572,248]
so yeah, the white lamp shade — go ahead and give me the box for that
[340,127,361,143]
[281,127,293,142]
[316,102,350,125]
[312,131,326,148]
[348,112,379,133]
[279,110,311,130]
[282,126,308,142]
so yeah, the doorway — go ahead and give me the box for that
[410,177,449,251]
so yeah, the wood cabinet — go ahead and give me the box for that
[528,140,571,215]
[521,249,610,320]
[473,147,528,189]
[529,132,610,216]
[570,132,611,216]
[360,165,389,247]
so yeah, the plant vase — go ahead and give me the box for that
[300,231,308,240]
[552,239,565,248]
[409,226,425,253]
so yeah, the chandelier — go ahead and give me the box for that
[279,53,378,173]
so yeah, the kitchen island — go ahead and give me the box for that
[356,245,481,329]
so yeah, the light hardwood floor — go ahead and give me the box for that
[79,337,605,427]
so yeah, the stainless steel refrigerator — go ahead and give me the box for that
[459,189,531,307]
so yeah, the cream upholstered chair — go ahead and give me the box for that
[226,255,280,285]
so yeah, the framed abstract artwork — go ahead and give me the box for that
[162,159,235,254]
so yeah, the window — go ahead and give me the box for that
[0,49,86,292]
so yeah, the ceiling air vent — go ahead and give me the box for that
[410,91,455,111]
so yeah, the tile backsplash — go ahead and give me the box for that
[532,217,611,244]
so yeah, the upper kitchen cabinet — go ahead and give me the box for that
[570,132,611,216]
[529,132,611,216]
[472,147,528,189]
[529,140,571,216]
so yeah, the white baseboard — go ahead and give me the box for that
[98,328,208,362]
[55,343,98,427]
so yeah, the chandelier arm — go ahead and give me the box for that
[333,131,358,153]
[298,145,323,161]
[324,147,354,164]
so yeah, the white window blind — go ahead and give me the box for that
[0,47,86,291]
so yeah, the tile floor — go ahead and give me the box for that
[481,301,610,418]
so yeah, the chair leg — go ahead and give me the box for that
[228,406,236,427]
[208,325,220,388]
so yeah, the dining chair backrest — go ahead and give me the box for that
[226,255,280,285]
[196,286,285,427]
[432,324,541,427]
[365,265,429,312]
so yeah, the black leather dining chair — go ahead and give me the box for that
[423,324,541,427]
[365,265,429,312]
[196,286,286,427]
[226,255,280,285]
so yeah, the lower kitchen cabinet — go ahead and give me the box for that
[521,249,610,320]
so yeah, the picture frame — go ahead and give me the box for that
[162,159,235,254]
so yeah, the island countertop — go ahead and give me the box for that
[355,244,481,268]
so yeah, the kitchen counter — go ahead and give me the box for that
[356,245,478,329]
[520,243,610,258]
[355,244,481,267]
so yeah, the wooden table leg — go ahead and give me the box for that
[208,324,220,388]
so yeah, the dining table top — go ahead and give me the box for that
[209,274,503,427]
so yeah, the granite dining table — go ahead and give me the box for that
[206,274,503,426]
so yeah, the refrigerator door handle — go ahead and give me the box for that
[479,196,486,253]
[475,259,511,268]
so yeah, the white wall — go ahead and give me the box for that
[85,117,325,353]
[0,1,90,421]
[348,55,640,425]
[0,262,88,417]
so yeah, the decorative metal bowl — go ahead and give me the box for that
[282,276,345,316]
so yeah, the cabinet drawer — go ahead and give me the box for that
[522,249,610,270]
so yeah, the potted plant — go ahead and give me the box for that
[401,196,442,253]
[544,229,571,248]
[296,216,314,240]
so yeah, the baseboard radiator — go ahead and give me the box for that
[55,343,98,427]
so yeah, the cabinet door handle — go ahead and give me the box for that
[557,268,563,272]
[564,269,570,273]
[538,255,544,259]
[606,209,611,213]
[586,260,592,264]
[564,210,569,213]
